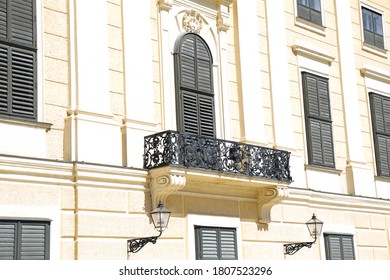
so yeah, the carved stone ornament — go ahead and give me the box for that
[149,167,186,209]
[182,9,204,33]
[257,185,289,223]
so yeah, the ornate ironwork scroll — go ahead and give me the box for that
[284,241,314,255]
[127,233,161,253]
[144,130,292,182]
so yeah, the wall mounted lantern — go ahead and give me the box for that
[284,214,323,255]
[127,202,171,253]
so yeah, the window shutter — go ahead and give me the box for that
[325,234,355,260]
[0,220,50,260]
[20,223,49,260]
[0,0,36,120]
[369,93,390,177]
[196,227,219,260]
[180,36,196,90]
[196,37,212,94]
[195,226,238,260]
[0,46,8,113]
[0,222,16,260]
[10,0,35,46]
[175,33,215,137]
[302,72,334,168]
[11,47,36,118]
[0,1,6,40]
[182,91,200,135]
[325,234,342,260]
[219,228,237,260]
[199,94,215,137]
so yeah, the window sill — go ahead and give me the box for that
[362,43,388,58]
[374,175,390,183]
[305,164,343,175]
[295,17,326,36]
[0,117,52,131]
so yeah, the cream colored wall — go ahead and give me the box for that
[1,0,390,261]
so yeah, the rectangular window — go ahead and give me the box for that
[0,219,50,260]
[302,72,335,168]
[362,7,384,49]
[297,0,322,26]
[324,234,355,260]
[195,226,237,260]
[369,93,390,177]
[0,0,37,121]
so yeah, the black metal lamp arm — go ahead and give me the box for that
[127,231,162,253]
[283,236,317,255]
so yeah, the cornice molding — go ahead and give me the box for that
[360,65,390,84]
[292,42,335,65]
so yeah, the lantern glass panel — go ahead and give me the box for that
[151,203,171,232]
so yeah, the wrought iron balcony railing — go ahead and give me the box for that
[144,130,292,182]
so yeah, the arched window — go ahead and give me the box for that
[173,33,215,138]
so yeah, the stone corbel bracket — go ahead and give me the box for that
[257,185,289,223]
[149,167,186,209]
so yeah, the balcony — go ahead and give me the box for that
[143,130,292,182]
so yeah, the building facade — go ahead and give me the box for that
[0,0,390,260]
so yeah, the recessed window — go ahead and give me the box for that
[369,93,390,177]
[297,0,322,26]
[302,72,335,168]
[324,234,355,260]
[0,0,37,121]
[362,7,385,49]
[195,226,237,260]
[0,219,50,260]
[173,33,215,138]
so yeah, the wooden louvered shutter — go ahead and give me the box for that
[20,222,50,260]
[0,220,50,260]
[369,93,390,177]
[325,234,355,260]
[0,222,17,260]
[175,33,215,138]
[195,226,238,260]
[302,72,335,168]
[0,0,36,120]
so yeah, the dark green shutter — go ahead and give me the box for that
[0,0,6,40]
[325,234,355,260]
[302,72,335,168]
[0,222,16,260]
[20,222,49,260]
[0,46,8,113]
[175,33,215,138]
[0,220,50,260]
[369,93,390,177]
[10,0,35,46]
[0,0,36,120]
[182,91,200,135]
[195,226,237,260]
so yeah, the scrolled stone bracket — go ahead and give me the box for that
[149,167,186,209]
[257,185,289,224]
